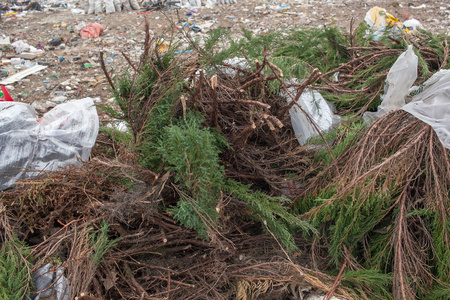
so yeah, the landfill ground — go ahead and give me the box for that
[1,0,449,111]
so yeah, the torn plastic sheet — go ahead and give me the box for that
[364,45,418,122]
[32,263,69,300]
[0,98,99,190]
[220,57,250,77]
[402,69,450,149]
[0,64,48,85]
[363,45,450,149]
[285,87,341,146]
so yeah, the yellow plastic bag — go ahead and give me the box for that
[364,7,410,40]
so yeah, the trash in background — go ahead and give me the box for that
[0,85,14,101]
[0,98,99,190]
[364,7,410,40]
[180,0,236,7]
[79,23,104,38]
[11,40,31,53]
[0,64,48,85]
[403,19,424,31]
[86,0,140,14]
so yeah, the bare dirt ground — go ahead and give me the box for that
[1,0,449,111]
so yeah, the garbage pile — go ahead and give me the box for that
[0,5,449,300]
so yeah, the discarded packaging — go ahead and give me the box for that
[403,69,450,149]
[364,46,449,149]
[403,19,423,31]
[364,45,418,121]
[0,98,99,190]
[33,263,69,300]
[364,7,409,40]
[0,37,11,45]
[87,0,139,13]
[50,37,63,46]
[378,45,418,112]
[0,64,47,85]
[80,23,104,39]
[71,8,85,14]
[11,40,31,53]
[0,85,13,101]
[180,0,236,7]
[285,87,341,145]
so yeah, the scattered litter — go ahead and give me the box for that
[220,57,250,77]
[410,4,426,9]
[284,86,341,145]
[87,0,140,14]
[364,45,418,121]
[0,64,47,85]
[403,19,424,31]
[74,21,87,33]
[11,40,30,53]
[0,85,14,101]
[80,23,104,38]
[0,37,11,45]
[71,8,85,14]
[0,98,99,190]
[32,263,69,300]
[403,69,450,149]
[363,45,449,149]
[364,7,409,40]
[50,37,63,46]
[180,0,236,7]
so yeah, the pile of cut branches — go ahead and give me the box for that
[297,110,450,299]
[0,160,358,299]
[1,16,449,300]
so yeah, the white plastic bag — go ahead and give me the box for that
[286,88,341,145]
[0,98,99,190]
[87,0,95,14]
[364,45,418,122]
[33,263,69,300]
[11,40,31,54]
[402,70,450,149]
[121,0,131,11]
[129,0,140,10]
[94,0,103,14]
[379,45,418,111]
[205,0,216,7]
[105,0,115,14]
[113,0,122,12]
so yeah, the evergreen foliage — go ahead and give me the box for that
[295,111,450,298]
[105,48,188,170]
[0,236,33,299]
[89,220,120,265]
[101,21,450,298]
[159,112,227,238]
[224,179,316,252]
[341,269,393,299]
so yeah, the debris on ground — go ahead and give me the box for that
[79,23,104,38]
[0,98,99,190]
[0,1,449,299]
